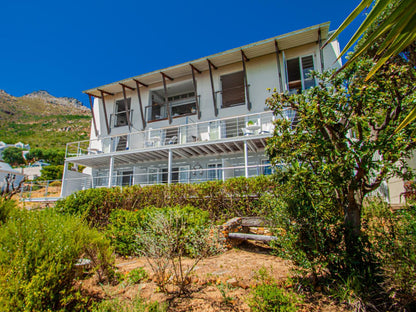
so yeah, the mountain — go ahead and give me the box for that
[0,90,92,150]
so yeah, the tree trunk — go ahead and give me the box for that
[344,189,364,262]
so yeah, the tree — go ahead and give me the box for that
[324,0,416,131]
[40,165,64,181]
[266,56,416,259]
[2,147,25,166]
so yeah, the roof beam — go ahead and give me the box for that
[241,50,251,111]
[132,79,148,88]
[134,80,146,130]
[207,59,218,117]
[161,73,172,124]
[99,90,111,135]
[274,40,284,93]
[190,64,201,119]
[119,83,135,91]
[318,28,325,72]
[88,94,99,137]
[120,84,132,131]
[161,72,174,81]
[97,89,114,96]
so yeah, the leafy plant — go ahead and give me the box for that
[0,208,115,311]
[126,268,148,285]
[248,267,301,312]
[136,206,222,295]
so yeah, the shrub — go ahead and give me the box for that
[363,199,416,309]
[0,208,115,311]
[248,267,301,312]
[0,198,16,224]
[126,267,148,285]
[90,296,166,312]
[136,205,222,294]
[56,176,273,227]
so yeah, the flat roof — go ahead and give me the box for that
[84,22,331,97]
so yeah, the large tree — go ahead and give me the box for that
[266,55,416,256]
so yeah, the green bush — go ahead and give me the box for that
[56,176,272,227]
[106,205,210,257]
[126,267,148,285]
[90,296,166,312]
[248,267,301,312]
[0,208,115,311]
[363,199,416,309]
[0,198,16,224]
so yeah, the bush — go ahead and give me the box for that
[0,198,16,224]
[56,176,273,227]
[126,267,148,285]
[90,296,166,312]
[247,267,301,312]
[0,208,115,311]
[106,205,209,257]
[136,205,222,294]
[363,199,416,309]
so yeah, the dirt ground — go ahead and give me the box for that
[80,243,347,311]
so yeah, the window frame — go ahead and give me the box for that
[220,71,246,109]
[285,54,315,94]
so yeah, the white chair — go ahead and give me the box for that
[200,132,210,141]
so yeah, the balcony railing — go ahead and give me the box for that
[66,110,295,158]
[110,110,134,128]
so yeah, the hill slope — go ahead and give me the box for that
[0,90,91,150]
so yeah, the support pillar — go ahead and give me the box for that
[60,161,69,197]
[244,140,249,178]
[108,156,114,188]
[274,40,284,93]
[168,149,172,184]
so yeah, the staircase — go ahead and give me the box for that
[116,136,127,151]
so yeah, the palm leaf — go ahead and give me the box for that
[397,106,416,133]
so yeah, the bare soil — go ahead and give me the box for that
[80,243,347,311]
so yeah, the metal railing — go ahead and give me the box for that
[66,110,295,158]
[20,180,62,202]
[109,110,134,128]
[62,163,274,192]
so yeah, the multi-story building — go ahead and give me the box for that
[61,22,341,197]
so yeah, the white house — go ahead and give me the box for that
[61,22,341,197]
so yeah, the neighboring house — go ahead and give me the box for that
[61,22,342,197]
[0,141,30,161]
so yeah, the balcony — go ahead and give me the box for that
[65,110,294,160]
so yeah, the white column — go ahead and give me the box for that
[108,156,114,188]
[168,149,172,184]
[60,161,69,197]
[244,140,249,178]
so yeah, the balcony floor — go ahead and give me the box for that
[67,134,270,168]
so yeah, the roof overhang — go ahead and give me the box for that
[84,22,331,97]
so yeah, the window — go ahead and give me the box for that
[207,163,223,181]
[286,56,315,94]
[146,81,197,122]
[261,160,273,175]
[221,71,245,108]
[113,98,132,127]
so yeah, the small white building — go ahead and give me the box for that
[61,22,342,197]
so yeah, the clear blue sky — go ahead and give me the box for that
[0,0,366,107]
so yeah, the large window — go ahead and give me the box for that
[113,98,132,127]
[286,55,315,94]
[207,163,223,181]
[146,81,197,122]
[221,71,245,108]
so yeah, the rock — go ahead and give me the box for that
[226,278,238,287]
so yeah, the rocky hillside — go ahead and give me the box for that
[0,89,92,150]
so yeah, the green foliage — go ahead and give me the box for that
[0,208,115,312]
[267,56,416,261]
[0,198,16,224]
[262,168,346,277]
[136,206,221,294]
[56,176,272,227]
[126,268,148,285]
[363,199,416,309]
[40,164,64,180]
[248,267,301,312]
[27,148,65,165]
[90,296,166,312]
[2,146,26,166]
